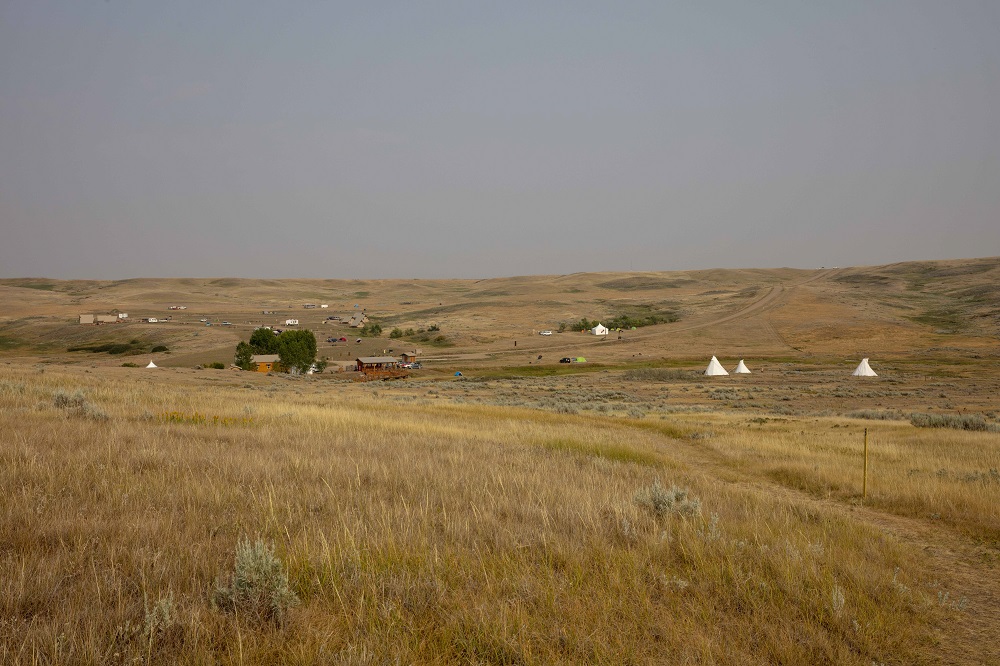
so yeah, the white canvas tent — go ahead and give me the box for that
[591,323,608,336]
[145,360,158,368]
[733,359,751,374]
[852,358,877,377]
[704,356,729,376]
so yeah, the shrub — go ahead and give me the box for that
[910,412,996,432]
[53,389,86,410]
[389,328,404,339]
[634,480,702,518]
[623,368,690,382]
[205,362,226,370]
[428,324,440,332]
[212,538,298,626]
[151,345,169,353]
[121,362,140,368]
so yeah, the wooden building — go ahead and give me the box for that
[251,354,281,373]
[355,356,407,381]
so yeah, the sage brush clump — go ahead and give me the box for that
[212,538,299,626]
[910,412,997,432]
[634,480,702,518]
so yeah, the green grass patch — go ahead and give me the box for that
[473,364,609,379]
[67,341,146,355]
[597,277,691,290]
[0,336,24,350]
[538,437,661,467]
[906,308,967,331]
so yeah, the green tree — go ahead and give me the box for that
[389,327,404,339]
[234,341,255,371]
[360,322,383,337]
[277,329,317,374]
[249,327,279,354]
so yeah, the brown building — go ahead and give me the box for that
[251,354,281,373]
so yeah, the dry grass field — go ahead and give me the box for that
[1,257,999,664]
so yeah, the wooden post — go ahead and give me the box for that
[863,428,869,501]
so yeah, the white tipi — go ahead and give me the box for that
[146,360,158,368]
[852,358,877,377]
[733,359,751,374]
[704,356,729,376]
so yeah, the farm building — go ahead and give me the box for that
[355,356,406,381]
[400,351,420,364]
[251,354,280,373]
[95,315,118,324]
[79,314,95,325]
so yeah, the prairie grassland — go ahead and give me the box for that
[0,365,987,664]
[668,413,1000,543]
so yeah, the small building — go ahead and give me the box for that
[348,313,369,328]
[400,351,420,364]
[95,315,118,324]
[251,354,281,373]
[355,356,407,381]
[79,314,95,325]
[118,313,129,319]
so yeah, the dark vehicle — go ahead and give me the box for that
[559,357,572,363]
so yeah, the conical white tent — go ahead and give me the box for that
[733,359,751,374]
[145,360,158,368]
[852,358,877,376]
[591,323,608,336]
[704,356,729,376]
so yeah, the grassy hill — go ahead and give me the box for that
[1,257,998,663]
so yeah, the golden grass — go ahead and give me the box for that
[0,365,984,664]
[673,413,1000,543]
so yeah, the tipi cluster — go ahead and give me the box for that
[704,356,878,377]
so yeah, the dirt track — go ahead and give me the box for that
[427,268,842,362]
[666,430,1000,666]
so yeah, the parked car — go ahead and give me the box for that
[539,330,553,336]
[411,362,422,369]
[221,321,232,326]
[559,357,572,363]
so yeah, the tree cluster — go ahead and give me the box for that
[235,327,317,374]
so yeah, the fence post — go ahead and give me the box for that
[863,428,869,502]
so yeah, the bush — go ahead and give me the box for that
[910,412,997,432]
[212,538,298,626]
[121,362,140,368]
[389,328,404,339]
[151,345,169,353]
[624,368,691,382]
[53,389,86,410]
[634,480,702,518]
[205,362,226,369]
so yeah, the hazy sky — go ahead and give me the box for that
[2,2,998,279]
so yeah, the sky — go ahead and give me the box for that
[1,1,998,279]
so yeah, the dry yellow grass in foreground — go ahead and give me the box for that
[1,365,996,664]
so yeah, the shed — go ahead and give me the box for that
[251,354,281,373]
[355,356,406,381]
[400,351,420,364]
[96,315,118,324]
[79,314,95,325]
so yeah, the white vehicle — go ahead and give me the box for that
[285,319,299,326]
[539,330,553,336]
